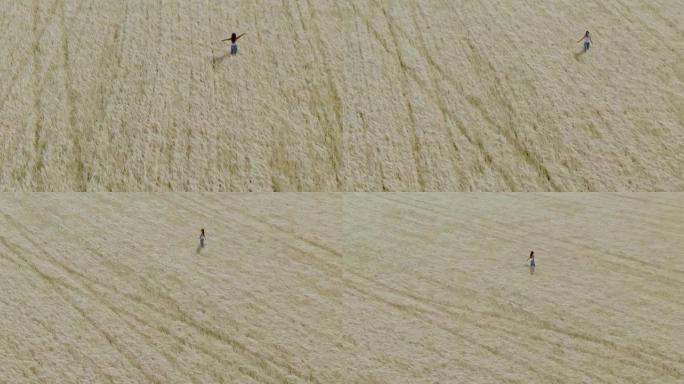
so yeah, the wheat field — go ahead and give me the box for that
[1,193,682,383]
[1,0,683,191]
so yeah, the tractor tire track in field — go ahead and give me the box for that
[31,0,47,187]
[58,0,85,190]
[13,0,88,189]
[0,0,61,113]
[92,2,129,136]
[378,4,429,190]
[302,0,343,188]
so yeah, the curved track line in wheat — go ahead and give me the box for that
[392,193,684,294]
[368,199,684,373]
[344,195,681,379]
[0,232,162,383]
[151,195,332,383]
[1,205,292,383]
[2,206,235,381]
[81,195,342,345]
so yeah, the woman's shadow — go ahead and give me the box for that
[212,52,230,69]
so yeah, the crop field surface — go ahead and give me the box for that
[1,1,683,191]
[1,193,683,383]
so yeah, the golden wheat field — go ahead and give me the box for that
[1,193,683,383]
[1,0,683,191]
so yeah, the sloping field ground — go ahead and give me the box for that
[343,194,684,382]
[1,0,683,191]
[1,194,683,382]
[0,194,345,383]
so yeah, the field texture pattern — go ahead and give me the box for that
[1,194,683,383]
[1,1,683,191]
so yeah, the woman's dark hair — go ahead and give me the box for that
[231,33,237,39]
[530,251,534,256]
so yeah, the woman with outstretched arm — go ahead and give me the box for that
[578,31,593,52]
[223,32,246,55]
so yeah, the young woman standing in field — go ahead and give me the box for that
[528,251,536,274]
[199,228,206,248]
[578,31,593,52]
[223,33,246,55]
